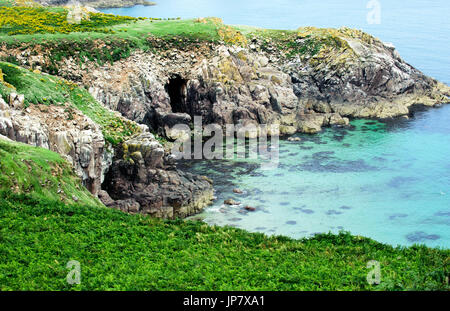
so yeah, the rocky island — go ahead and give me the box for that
[0,2,449,291]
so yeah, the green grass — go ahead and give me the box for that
[0,139,102,207]
[0,5,375,73]
[0,18,226,71]
[0,189,448,291]
[0,61,141,145]
[0,5,357,69]
[0,16,222,45]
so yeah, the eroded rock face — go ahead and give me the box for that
[0,95,106,195]
[34,35,448,137]
[6,28,449,137]
[102,132,213,219]
[0,94,213,218]
[280,30,450,119]
[60,46,309,136]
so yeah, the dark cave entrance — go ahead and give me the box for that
[166,75,189,114]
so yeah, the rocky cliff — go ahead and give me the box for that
[0,94,107,195]
[0,64,213,219]
[101,132,213,218]
[9,27,447,139]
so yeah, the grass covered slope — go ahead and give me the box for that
[0,139,102,207]
[0,5,380,79]
[0,4,385,76]
[0,61,140,144]
[1,189,449,291]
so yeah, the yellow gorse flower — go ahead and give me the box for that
[0,6,139,35]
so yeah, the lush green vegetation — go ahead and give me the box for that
[0,5,246,67]
[0,187,448,290]
[0,2,379,72]
[0,16,229,70]
[0,4,365,72]
[0,139,102,207]
[0,8,226,44]
[0,61,140,144]
[0,139,448,291]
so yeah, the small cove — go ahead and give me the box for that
[102,0,450,247]
[179,107,450,248]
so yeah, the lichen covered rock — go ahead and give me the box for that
[102,132,213,219]
[0,96,106,195]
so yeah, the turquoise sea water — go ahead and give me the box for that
[102,1,450,247]
[180,108,450,248]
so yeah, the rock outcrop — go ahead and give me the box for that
[101,132,214,218]
[0,94,107,195]
[0,93,213,218]
[44,42,351,136]
[280,27,450,120]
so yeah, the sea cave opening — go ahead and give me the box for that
[166,75,188,114]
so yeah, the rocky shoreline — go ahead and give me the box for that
[0,87,213,219]
[2,25,449,219]
[7,28,448,138]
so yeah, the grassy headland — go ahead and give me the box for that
[0,5,361,70]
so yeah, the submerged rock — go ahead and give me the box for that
[406,231,440,242]
[288,137,302,142]
[326,210,343,215]
[224,199,241,206]
[244,206,256,212]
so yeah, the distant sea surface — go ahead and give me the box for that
[101,0,450,248]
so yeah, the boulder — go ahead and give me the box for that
[224,199,240,206]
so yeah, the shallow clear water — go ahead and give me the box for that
[180,107,450,248]
[102,1,450,247]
